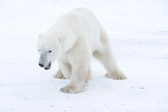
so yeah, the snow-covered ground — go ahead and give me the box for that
[0,0,168,112]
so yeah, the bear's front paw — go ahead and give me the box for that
[53,70,65,79]
[106,70,127,80]
[60,85,82,94]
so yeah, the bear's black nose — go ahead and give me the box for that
[39,64,44,67]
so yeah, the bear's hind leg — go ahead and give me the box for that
[93,29,127,80]
[93,49,126,80]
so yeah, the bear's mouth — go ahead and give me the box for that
[44,62,51,70]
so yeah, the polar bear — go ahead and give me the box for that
[37,8,127,93]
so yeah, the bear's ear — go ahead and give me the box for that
[39,34,42,38]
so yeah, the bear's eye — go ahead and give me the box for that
[49,50,52,53]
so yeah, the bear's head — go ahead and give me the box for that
[37,34,61,70]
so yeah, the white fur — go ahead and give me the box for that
[37,8,127,93]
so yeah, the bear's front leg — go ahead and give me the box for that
[60,40,91,93]
[53,69,65,79]
[60,64,90,93]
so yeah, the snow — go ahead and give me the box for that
[0,0,168,112]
